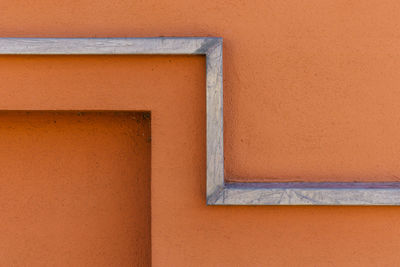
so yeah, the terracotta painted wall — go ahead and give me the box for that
[0,112,151,266]
[2,0,400,266]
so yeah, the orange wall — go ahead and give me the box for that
[0,112,151,266]
[2,1,400,266]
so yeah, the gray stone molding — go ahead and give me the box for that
[1,37,398,205]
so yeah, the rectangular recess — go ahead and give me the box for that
[1,37,399,205]
[0,111,151,265]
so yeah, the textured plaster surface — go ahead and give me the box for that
[0,111,150,266]
[3,0,400,266]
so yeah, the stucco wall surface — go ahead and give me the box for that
[0,112,151,266]
[2,1,400,266]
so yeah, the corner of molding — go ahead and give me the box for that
[206,186,225,205]
[206,38,222,54]
[197,37,222,55]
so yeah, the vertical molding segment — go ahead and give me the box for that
[205,39,224,204]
